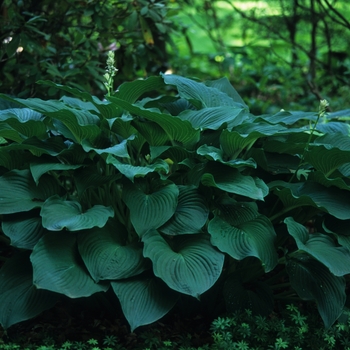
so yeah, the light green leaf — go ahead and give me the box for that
[0,108,47,139]
[208,215,278,272]
[0,169,61,214]
[269,181,350,220]
[106,155,169,182]
[111,276,179,332]
[162,74,242,108]
[77,221,148,282]
[260,110,317,125]
[304,145,350,177]
[178,106,248,130]
[142,230,224,298]
[123,182,179,236]
[285,217,350,276]
[0,252,58,329]
[40,196,114,231]
[204,77,247,107]
[286,252,346,328]
[160,185,209,235]
[31,232,109,298]
[2,214,45,250]
[201,163,268,200]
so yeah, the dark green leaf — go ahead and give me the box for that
[286,253,346,328]
[0,252,58,329]
[208,215,278,272]
[123,182,179,236]
[142,230,224,298]
[31,232,109,298]
[0,169,61,214]
[160,185,209,235]
[111,275,178,332]
[77,221,148,282]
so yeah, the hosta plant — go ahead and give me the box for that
[0,60,350,331]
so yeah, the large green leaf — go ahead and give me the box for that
[162,74,243,108]
[40,196,114,231]
[286,252,346,328]
[314,132,350,151]
[0,169,61,214]
[142,230,225,298]
[285,217,350,276]
[0,108,47,139]
[106,155,169,182]
[309,171,350,191]
[201,163,268,200]
[323,215,350,250]
[116,76,165,103]
[5,97,101,143]
[304,145,350,177]
[132,119,169,146]
[204,77,247,107]
[77,221,148,282]
[178,106,248,130]
[30,161,82,185]
[269,181,350,220]
[36,81,119,119]
[81,137,132,158]
[159,185,209,235]
[197,144,257,169]
[215,195,259,226]
[111,275,179,332]
[0,252,58,329]
[208,215,278,272]
[260,110,317,125]
[107,96,200,145]
[31,232,109,297]
[122,182,179,236]
[2,214,45,250]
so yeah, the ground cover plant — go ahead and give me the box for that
[0,52,350,336]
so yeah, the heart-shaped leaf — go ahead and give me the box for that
[111,275,179,332]
[2,214,45,249]
[0,169,61,214]
[40,196,114,231]
[286,252,346,328]
[201,163,268,201]
[142,230,225,298]
[160,185,209,235]
[31,232,109,298]
[123,182,179,236]
[285,217,350,276]
[162,74,242,108]
[0,252,58,329]
[208,215,278,272]
[77,221,148,282]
